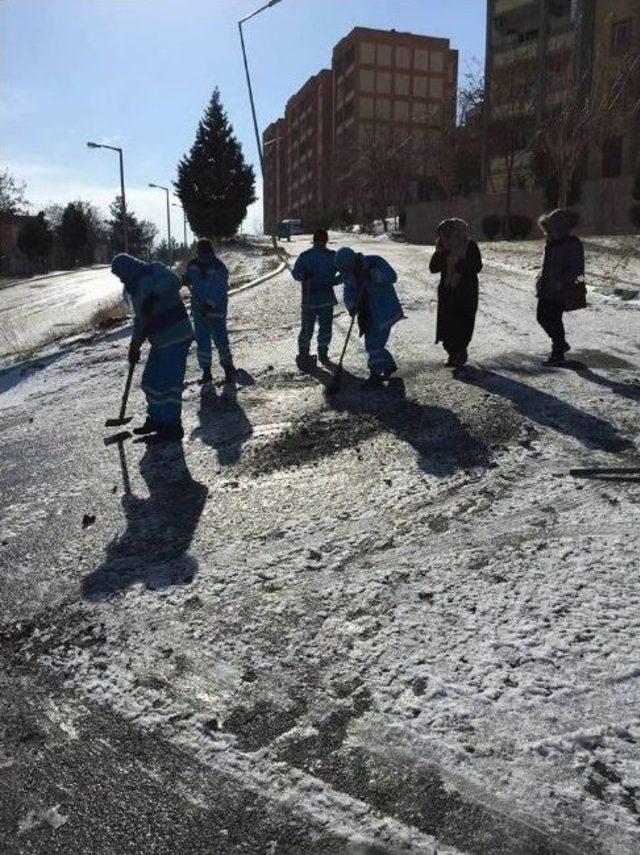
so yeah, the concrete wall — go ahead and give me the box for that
[406,175,637,243]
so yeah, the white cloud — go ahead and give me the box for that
[4,159,264,240]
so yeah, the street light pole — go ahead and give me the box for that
[87,141,129,254]
[172,202,188,252]
[238,0,284,244]
[149,183,172,266]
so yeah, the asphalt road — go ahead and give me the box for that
[1,234,638,854]
[0,266,118,363]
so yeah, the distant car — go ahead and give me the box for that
[277,219,303,239]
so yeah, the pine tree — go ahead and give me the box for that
[17,212,53,270]
[57,201,104,268]
[175,88,256,239]
[107,196,157,259]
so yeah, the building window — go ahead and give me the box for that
[431,51,444,73]
[601,136,623,177]
[375,99,391,120]
[395,73,410,96]
[429,77,444,99]
[361,42,376,64]
[415,49,429,71]
[377,43,393,66]
[413,76,428,98]
[376,71,392,94]
[396,46,411,69]
[360,68,375,92]
[360,96,374,118]
[611,19,632,55]
[394,101,409,122]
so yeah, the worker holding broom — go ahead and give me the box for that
[334,247,405,389]
[111,253,193,442]
[183,238,235,386]
[291,228,338,371]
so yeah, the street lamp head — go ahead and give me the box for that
[148,182,158,188]
[86,141,100,148]
[268,0,283,5]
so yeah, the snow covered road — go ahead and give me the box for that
[1,234,639,854]
[0,266,118,363]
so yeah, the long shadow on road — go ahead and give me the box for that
[82,442,208,599]
[251,367,492,478]
[460,366,632,453]
[190,383,254,466]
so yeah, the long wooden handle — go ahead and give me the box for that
[118,362,136,422]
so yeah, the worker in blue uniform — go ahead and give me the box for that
[291,229,338,369]
[111,253,193,441]
[334,246,405,389]
[183,238,235,385]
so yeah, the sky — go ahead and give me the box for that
[1,0,486,240]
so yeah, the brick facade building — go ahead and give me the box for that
[263,26,458,233]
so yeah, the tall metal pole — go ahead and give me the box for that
[118,147,129,254]
[183,209,188,249]
[87,141,129,253]
[164,188,172,266]
[238,20,265,183]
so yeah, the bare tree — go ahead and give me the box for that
[535,46,640,209]
[486,58,537,237]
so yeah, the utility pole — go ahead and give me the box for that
[87,141,129,253]
[238,0,284,246]
[149,183,172,265]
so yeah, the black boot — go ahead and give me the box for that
[544,348,565,366]
[132,418,160,436]
[296,353,315,372]
[318,348,331,366]
[198,367,213,385]
[361,372,384,391]
[224,364,236,384]
[153,424,184,442]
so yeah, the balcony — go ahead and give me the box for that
[494,0,537,15]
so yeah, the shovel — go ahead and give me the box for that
[105,361,135,428]
[326,307,358,395]
[326,275,365,396]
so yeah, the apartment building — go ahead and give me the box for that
[263,118,287,233]
[262,26,458,231]
[483,0,639,191]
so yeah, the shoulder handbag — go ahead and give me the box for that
[563,276,587,311]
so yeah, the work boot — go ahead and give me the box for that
[318,348,331,366]
[198,367,213,385]
[544,349,565,366]
[296,353,315,372]
[155,424,185,442]
[361,372,384,391]
[452,348,468,370]
[132,418,160,436]
[224,365,236,384]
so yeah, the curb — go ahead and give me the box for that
[0,260,289,376]
[0,265,110,291]
[229,260,288,296]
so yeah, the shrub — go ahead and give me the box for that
[502,213,533,240]
[482,214,501,240]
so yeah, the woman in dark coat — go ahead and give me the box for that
[429,218,483,369]
[535,208,584,365]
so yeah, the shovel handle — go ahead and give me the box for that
[118,361,136,422]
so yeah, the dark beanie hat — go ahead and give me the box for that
[313,228,329,244]
[196,238,215,256]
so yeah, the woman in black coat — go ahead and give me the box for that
[429,218,483,369]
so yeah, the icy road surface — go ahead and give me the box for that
[0,266,118,362]
[0,242,278,366]
[1,234,639,854]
